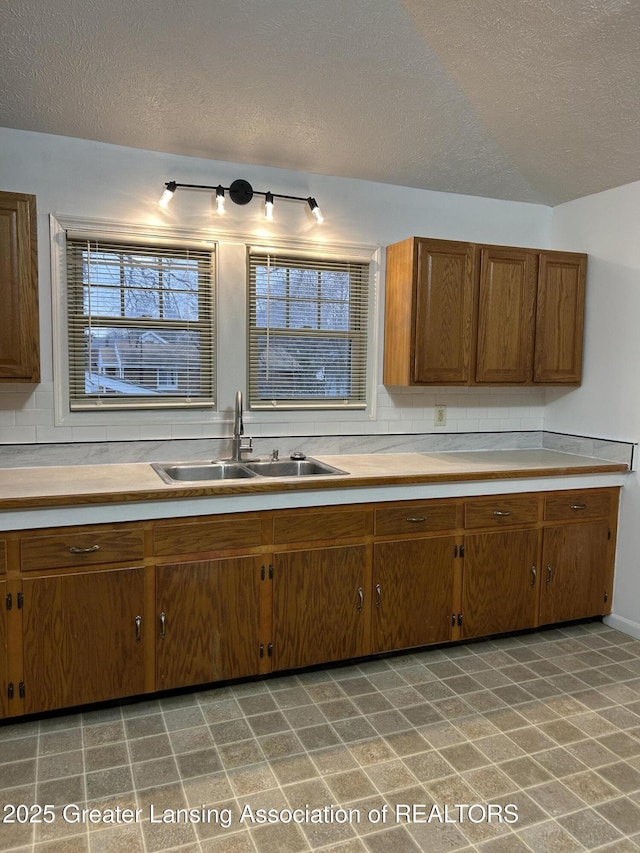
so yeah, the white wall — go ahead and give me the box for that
[0,126,552,444]
[550,181,640,636]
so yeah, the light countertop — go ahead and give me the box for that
[0,449,628,512]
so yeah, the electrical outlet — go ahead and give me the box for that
[434,405,447,427]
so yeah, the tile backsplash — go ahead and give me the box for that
[2,381,634,469]
[0,381,545,445]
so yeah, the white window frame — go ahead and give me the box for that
[247,242,376,412]
[51,215,218,427]
[51,217,380,430]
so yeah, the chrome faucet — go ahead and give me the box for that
[231,390,253,461]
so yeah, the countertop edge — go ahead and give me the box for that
[0,460,628,512]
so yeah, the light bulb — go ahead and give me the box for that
[159,181,177,208]
[216,185,226,215]
[308,197,324,224]
[265,192,274,221]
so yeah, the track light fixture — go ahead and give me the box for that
[159,178,323,223]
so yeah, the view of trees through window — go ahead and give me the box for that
[64,237,368,413]
[66,240,214,407]
[249,255,368,408]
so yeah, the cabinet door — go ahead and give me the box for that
[462,529,538,638]
[534,252,586,384]
[156,556,261,690]
[0,579,6,718]
[0,191,39,382]
[22,567,145,714]
[475,248,538,383]
[540,521,609,625]
[272,545,367,671]
[413,240,475,384]
[372,536,455,653]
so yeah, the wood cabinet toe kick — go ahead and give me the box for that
[0,485,620,718]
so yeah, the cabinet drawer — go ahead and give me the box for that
[544,490,614,522]
[273,510,370,545]
[154,515,263,557]
[375,503,457,536]
[20,528,145,571]
[464,497,538,529]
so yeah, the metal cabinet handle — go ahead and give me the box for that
[135,615,142,643]
[546,565,553,584]
[570,504,587,511]
[531,566,537,586]
[375,583,382,608]
[357,588,364,612]
[493,510,512,517]
[159,610,166,639]
[406,516,426,523]
[69,544,100,554]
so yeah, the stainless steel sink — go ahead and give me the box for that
[151,456,347,483]
[242,459,348,477]
[151,461,258,483]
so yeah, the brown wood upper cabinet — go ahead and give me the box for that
[384,238,475,385]
[383,237,586,386]
[533,252,586,383]
[0,191,40,382]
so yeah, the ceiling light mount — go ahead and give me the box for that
[229,178,254,205]
[159,178,323,223]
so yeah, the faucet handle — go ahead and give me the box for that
[237,437,253,461]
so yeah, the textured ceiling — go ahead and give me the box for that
[1,0,639,205]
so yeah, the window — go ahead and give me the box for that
[248,250,370,409]
[65,237,215,410]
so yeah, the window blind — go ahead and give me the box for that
[248,250,369,409]
[65,238,215,410]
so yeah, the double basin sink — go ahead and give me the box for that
[152,457,348,484]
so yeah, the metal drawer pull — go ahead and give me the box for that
[570,504,587,511]
[546,565,553,584]
[531,566,537,586]
[357,587,364,612]
[135,615,142,643]
[159,611,166,639]
[69,544,100,554]
[375,583,382,608]
[406,516,427,523]
[493,510,512,517]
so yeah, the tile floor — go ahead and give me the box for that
[3,621,640,852]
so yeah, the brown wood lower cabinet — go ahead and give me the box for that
[539,520,610,625]
[462,528,539,638]
[0,485,620,718]
[372,537,456,653]
[0,579,7,718]
[272,545,367,671]
[21,567,145,714]
[156,556,262,690]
